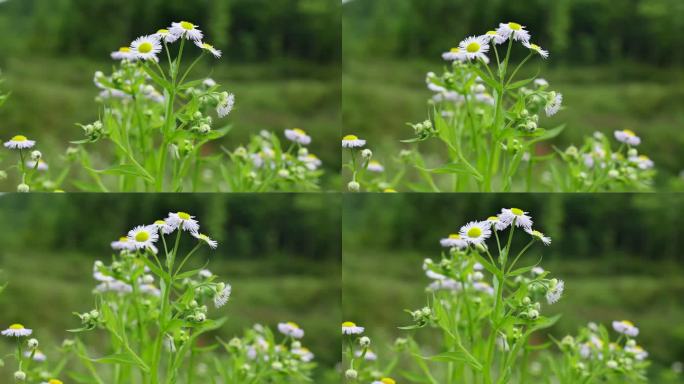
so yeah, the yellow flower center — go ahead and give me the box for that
[381,378,396,384]
[450,47,460,53]
[119,237,128,242]
[9,324,24,330]
[178,212,191,220]
[486,31,497,36]
[180,21,195,30]
[623,129,636,137]
[11,135,27,142]
[530,44,540,51]
[511,208,524,216]
[202,43,214,50]
[467,227,482,238]
[49,380,64,384]
[531,230,542,238]
[383,188,397,193]
[287,322,300,329]
[293,128,306,135]
[487,216,499,222]
[466,42,481,53]
[621,320,634,327]
[154,220,165,225]
[119,47,131,53]
[135,231,150,242]
[448,234,461,239]
[509,22,522,31]
[198,234,209,241]
[138,42,153,54]
[343,135,358,141]
[342,321,356,328]
[157,29,169,35]
[638,155,650,161]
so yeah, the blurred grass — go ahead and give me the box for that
[0,252,340,381]
[0,56,341,189]
[342,59,684,188]
[343,250,684,382]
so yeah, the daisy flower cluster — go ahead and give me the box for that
[2,134,61,192]
[556,321,650,382]
[342,321,397,383]
[558,130,655,191]
[342,135,400,192]
[224,129,324,191]
[1,323,64,384]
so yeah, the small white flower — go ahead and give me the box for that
[94,280,133,295]
[284,128,312,145]
[342,321,365,335]
[545,92,563,116]
[127,225,159,250]
[166,212,200,233]
[278,322,304,339]
[169,21,203,41]
[4,135,36,149]
[154,28,179,43]
[293,347,315,362]
[372,379,396,384]
[299,154,322,171]
[203,78,217,88]
[458,35,490,62]
[213,283,231,308]
[193,232,218,249]
[439,233,468,249]
[342,134,366,148]
[24,350,47,362]
[614,129,641,146]
[630,155,654,170]
[486,215,509,231]
[111,236,135,251]
[625,344,648,360]
[473,281,495,295]
[2,324,33,337]
[140,284,161,297]
[217,93,235,118]
[153,219,175,235]
[483,30,506,45]
[195,41,222,58]
[526,229,552,245]
[523,42,549,59]
[367,160,385,173]
[26,159,49,171]
[130,35,162,61]
[534,78,549,88]
[355,349,377,361]
[199,269,213,279]
[612,320,639,337]
[459,221,492,245]
[531,266,545,276]
[546,279,564,304]
[496,22,531,44]
[442,47,465,61]
[111,47,136,60]
[500,208,533,229]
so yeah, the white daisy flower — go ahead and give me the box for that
[459,221,492,245]
[612,320,639,337]
[194,41,222,58]
[293,347,315,362]
[442,47,465,61]
[278,322,304,339]
[25,350,47,362]
[531,266,545,276]
[526,229,552,245]
[217,92,235,118]
[213,283,231,308]
[26,159,49,171]
[614,129,641,146]
[153,219,175,235]
[372,378,396,384]
[458,35,490,62]
[127,225,159,250]
[342,321,365,335]
[546,279,564,304]
[483,30,506,45]
[2,324,32,337]
[284,128,312,145]
[428,278,462,292]
[355,349,377,361]
[166,211,200,233]
[299,154,322,171]
[439,233,468,249]
[534,78,549,88]
[625,344,648,361]
[523,42,549,59]
[473,281,495,295]
[203,78,217,88]
[496,22,531,44]
[500,208,533,229]
[130,35,161,61]
[425,270,446,280]
[111,47,136,61]
[367,160,384,173]
[486,215,509,231]
[193,232,218,249]
[93,261,114,282]
[342,134,366,148]
[169,21,203,41]
[154,28,179,43]
[545,92,563,116]
[4,135,36,149]
[140,284,161,297]
[630,155,654,170]
[199,269,213,279]
[111,236,135,251]
[94,280,133,295]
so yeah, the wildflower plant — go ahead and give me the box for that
[343,208,652,383]
[64,21,323,192]
[2,212,317,383]
[343,22,658,192]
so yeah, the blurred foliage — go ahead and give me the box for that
[0,0,340,63]
[0,194,341,380]
[343,0,684,66]
[342,194,684,380]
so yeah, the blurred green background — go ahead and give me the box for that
[343,193,684,381]
[0,0,341,189]
[0,193,341,381]
[342,0,684,189]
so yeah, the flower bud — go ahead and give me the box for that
[28,338,39,349]
[272,362,283,370]
[361,149,373,159]
[30,150,42,161]
[359,336,371,347]
[345,369,358,379]
[14,371,26,381]
[17,183,30,193]
[278,169,290,178]
[347,181,360,192]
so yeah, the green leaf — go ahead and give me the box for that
[87,164,154,183]
[471,252,502,280]
[471,66,501,92]
[507,76,535,90]
[415,163,484,181]
[141,65,172,91]
[418,350,483,371]
[89,352,150,372]
[528,124,566,145]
